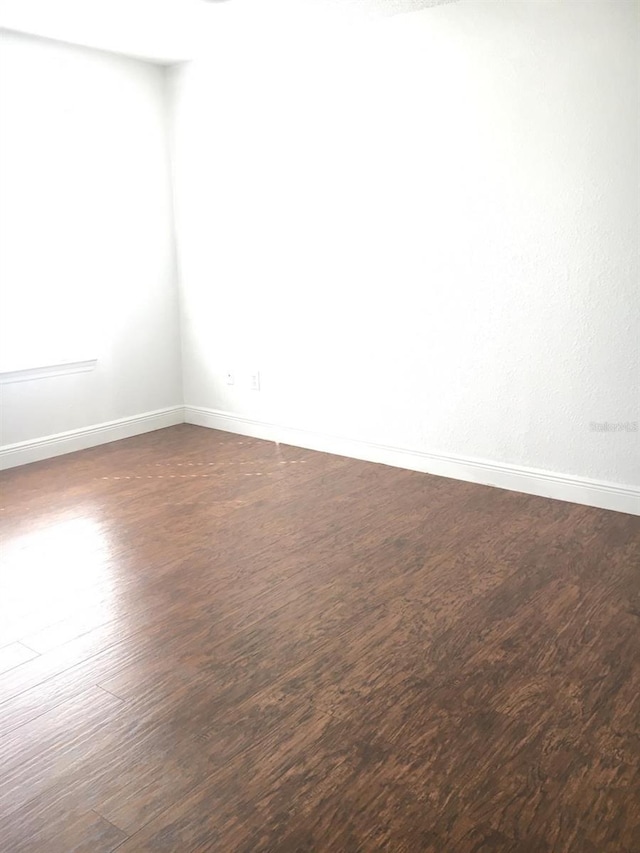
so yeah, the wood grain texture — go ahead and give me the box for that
[0,641,38,674]
[0,424,638,852]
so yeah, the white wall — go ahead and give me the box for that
[169,0,639,488]
[0,31,182,445]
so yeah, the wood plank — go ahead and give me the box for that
[0,641,38,674]
[0,424,638,852]
[0,802,127,853]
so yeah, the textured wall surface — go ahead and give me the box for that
[169,0,639,487]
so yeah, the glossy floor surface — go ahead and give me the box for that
[0,425,639,852]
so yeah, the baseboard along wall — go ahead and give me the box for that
[0,406,184,470]
[1,403,636,515]
[184,406,640,517]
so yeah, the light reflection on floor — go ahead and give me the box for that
[0,512,116,648]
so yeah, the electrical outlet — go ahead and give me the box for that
[250,371,260,391]
[226,371,235,386]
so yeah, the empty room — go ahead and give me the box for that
[0,0,638,850]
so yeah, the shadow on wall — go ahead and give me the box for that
[369,0,462,13]
[333,0,459,16]
[289,0,463,19]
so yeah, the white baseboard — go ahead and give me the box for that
[0,406,185,470]
[185,405,640,516]
[3,403,636,516]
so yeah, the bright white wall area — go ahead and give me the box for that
[0,31,182,445]
[0,0,637,507]
[169,0,639,488]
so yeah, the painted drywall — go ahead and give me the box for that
[168,0,639,488]
[0,31,182,445]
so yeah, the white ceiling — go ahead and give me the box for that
[0,0,224,63]
[0,0,463,64]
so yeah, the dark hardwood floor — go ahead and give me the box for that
[0,424,638,852]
